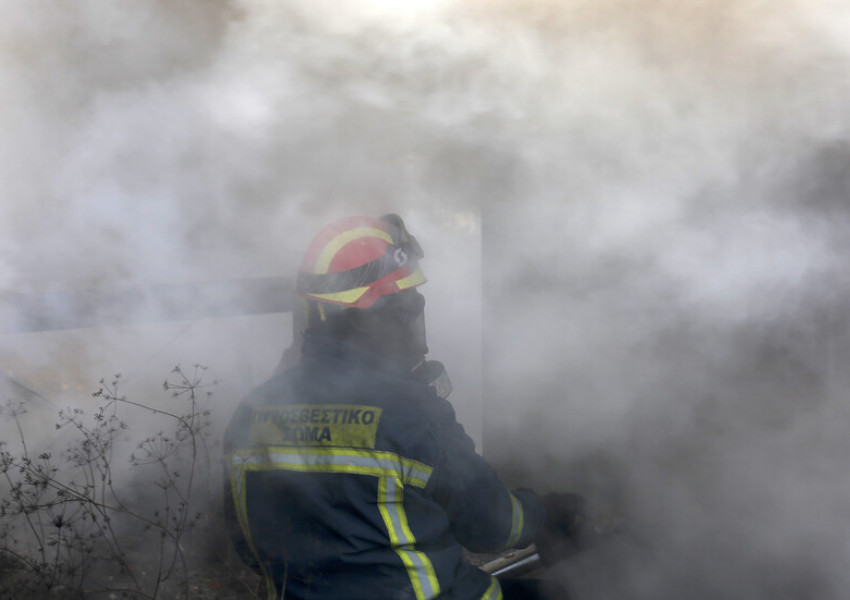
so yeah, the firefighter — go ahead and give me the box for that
[224,214,585,599]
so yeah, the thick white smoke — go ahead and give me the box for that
[2,0,850,597]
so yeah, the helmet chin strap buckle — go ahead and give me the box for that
[411,360,453,399]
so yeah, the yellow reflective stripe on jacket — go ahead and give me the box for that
[378,476,441,600]
[229,467,277,600]
[229,447,439,599]
[229,446,433,488]
[498,492,526,550]
[480,577,503,600]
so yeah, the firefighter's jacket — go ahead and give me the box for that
[224,334,545,600]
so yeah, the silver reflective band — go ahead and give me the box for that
[230,447,433,488]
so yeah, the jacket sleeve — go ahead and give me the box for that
[423,397,546,553]
[222,464,262,573]
[222,401,263,574]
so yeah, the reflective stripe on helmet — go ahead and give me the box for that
[297,241,417,296]
[305,285,371,306]
[394,265,427,291]
[313,226,394,274]
[297,216,426,308]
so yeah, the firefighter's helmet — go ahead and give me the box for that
[296,214,426,310]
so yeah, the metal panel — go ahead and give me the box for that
[0,277,295,333]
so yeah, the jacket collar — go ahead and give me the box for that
[300,332,409,377]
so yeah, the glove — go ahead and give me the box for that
[535,492,589,566]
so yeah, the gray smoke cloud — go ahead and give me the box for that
[2,0,850,597]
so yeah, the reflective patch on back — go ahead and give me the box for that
[249,404,383,449]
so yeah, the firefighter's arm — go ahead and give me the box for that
[424,399,546,553]
[222,404,263,574]
[222,466,262,573]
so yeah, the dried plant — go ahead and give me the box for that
[0,365,231,599]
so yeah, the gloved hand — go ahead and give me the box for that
[535,492,589,566]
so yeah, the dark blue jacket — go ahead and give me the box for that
[224,334,545,600]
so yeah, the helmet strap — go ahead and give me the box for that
[305,299,332,327]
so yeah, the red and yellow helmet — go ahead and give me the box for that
[296,214,426,309]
